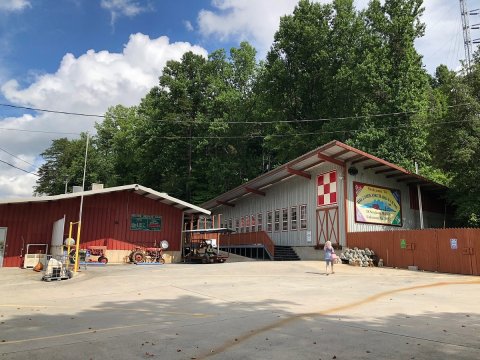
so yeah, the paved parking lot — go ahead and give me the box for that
[1,262,479,359]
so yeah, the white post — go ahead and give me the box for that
[74,133,89,272]
[415,162,424,229]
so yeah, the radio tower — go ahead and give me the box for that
[460,0,473,70]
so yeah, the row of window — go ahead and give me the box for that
[223,205,307,233]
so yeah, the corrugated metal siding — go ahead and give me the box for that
[347,228,479,275]
[0,191,183,267]
[346,167,445,233]
[213,163,345,247]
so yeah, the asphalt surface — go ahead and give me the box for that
[1,262,479,359]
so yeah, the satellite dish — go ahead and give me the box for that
[160,240,169,250]
[348,166,358,176]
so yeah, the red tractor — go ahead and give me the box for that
[129,240,169,264]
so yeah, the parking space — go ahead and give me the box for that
[1,262,479,359]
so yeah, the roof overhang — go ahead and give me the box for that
[0,184,210,215]
[201,140,447,211]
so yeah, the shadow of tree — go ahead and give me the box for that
[0,265,479,360]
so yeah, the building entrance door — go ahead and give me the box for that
[0,227,7,268]
[316,207,339,246]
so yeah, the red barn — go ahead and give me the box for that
[0,184,210,267]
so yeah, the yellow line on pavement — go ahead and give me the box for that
[197,279,480,359]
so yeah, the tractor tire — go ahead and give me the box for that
[98,256,108,264]
[132,251,145,263]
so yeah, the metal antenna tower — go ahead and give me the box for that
[460,0,473,69]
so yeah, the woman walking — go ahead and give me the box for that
[323,240,335,275]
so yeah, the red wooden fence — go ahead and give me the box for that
[347,228,479,275]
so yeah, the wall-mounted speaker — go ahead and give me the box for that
[348,166,358,176]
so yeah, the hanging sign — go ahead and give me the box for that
[450,238,458,250]
[354,182,402,226]
[130,214,162,231]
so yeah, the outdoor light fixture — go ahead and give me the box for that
[348,166,358,176]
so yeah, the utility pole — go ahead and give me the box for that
[460,0,473,70]
[460,0,480,72]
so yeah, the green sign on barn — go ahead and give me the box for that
[130,214,162,231]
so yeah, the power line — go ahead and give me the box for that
[149,118,476,140]
[0,146,35,166]
[0,102,474,125]
[0,127,81,135]
[0,159,38,176]
[0,103,104,118]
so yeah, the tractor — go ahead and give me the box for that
[129,240,169,264]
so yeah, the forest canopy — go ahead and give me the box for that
[34,0,480,226]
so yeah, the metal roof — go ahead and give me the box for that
[201,140,447,211]
[0,184,210,215]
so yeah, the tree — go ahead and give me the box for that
[429,61,480,226]
[35,133,100,195]
[95,105,143,186]
[137,43,261,203]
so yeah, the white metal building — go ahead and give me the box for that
[201,141,448,256]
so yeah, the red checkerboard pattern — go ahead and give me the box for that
[317,171,337,206]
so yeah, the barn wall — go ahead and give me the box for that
[213,162,345,247]
[0,191,183,267]
[212,162,447,249]
[346,167,446,233]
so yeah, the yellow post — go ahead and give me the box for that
[74,221,82,273]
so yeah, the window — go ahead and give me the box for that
[300,204,307,230]
[240,217,244,233]
[274,209,280,232]
[228,218,233,229]
[251,215,256,232]
[257,213,263,231]
[290,206,298,231]
[245,215,250,232]
[282,208,288,231]
[267,211,273,232]
[235,218,240,232]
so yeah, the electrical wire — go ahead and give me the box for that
[0,102,474,125]
[0,103,104,118]
[0,159,38,176]
[0,146,35,166]
[147,118,477,140]
[0,127,81,135]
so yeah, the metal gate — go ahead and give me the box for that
[316,207,339,246]
[0,227,7,268]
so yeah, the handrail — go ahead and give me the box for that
[219,231,275,258]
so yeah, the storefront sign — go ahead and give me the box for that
[354,182,402,226]
[130,214,162,231]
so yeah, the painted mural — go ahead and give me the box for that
[354,182,402,226]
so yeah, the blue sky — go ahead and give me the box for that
[0,0,470,198]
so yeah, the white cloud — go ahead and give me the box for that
[0,33,207,198]
[100,0,151,27]
[0,0,31,12]
[183,20,194,32]
[198,0,300,55]
[197,0,464,73]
